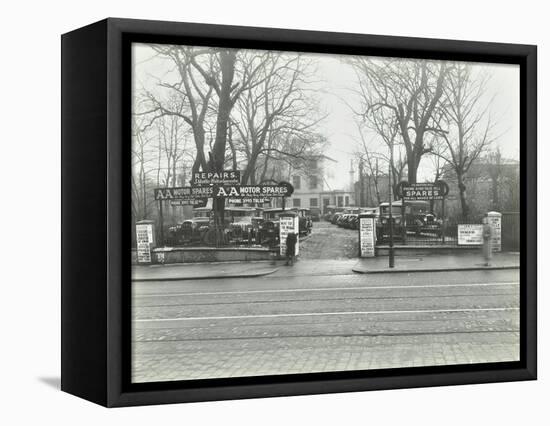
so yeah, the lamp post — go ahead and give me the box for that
[359,158,365,207]
[388,141,395,268]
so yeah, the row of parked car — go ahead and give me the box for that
[166,206,314,246]
[328,208,377,230]
[325,201,444,241]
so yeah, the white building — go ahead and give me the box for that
[285,155,355,212]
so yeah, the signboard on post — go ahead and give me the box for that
[399,181,449,201]
[358,214,376,257]
[136,220,155,264]
[458,224,483,245]
[214,184,293,199]
[192,170,241,186]
[154,187,209,207]
[154,186,213,200]
[279,213,299,256]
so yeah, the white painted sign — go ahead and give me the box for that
[359,216,376,257]
[136,222,154,263]
[487,212,502,252]
[458,224,483,245]
[279,215,299,256]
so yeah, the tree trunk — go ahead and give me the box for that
[211,50,237,227]
[191,126,207,176]
[457,172,469,220]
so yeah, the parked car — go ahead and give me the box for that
[375,200,441,241]
[165,216,211,245]
[295,208,313,235]
[309,207,321,222]
[259,208,286,245]
[347,214,359,229]
[325,206,346,223]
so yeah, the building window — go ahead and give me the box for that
[309,175,318,189]
[309,159,318,169]
[293,198,301,207]
[345,195,349,206]
[292,175,301,189]
[337,196,343,207]
[310,198,318,207]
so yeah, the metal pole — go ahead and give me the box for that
[359,159,364,207]
[441,197,446,244]
[158,200,164,247]
[388,143,395,268]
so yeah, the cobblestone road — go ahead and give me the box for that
[132,268,520,383]
[299,220,358,259]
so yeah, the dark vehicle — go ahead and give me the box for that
[260,208,286,245]
[331,212,343,224]
[347,214,359,229]
[325,206,345,222]
[165,216,210,245]
[226,207,257,242]
[376,200,441,241]
[336,208,360,228]
[309,207,321,222]
[295,208,313,235]
[336,213,347,227]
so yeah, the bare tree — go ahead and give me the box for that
[435,63,495,219]
[486,147,502,211]
[349,57,449,183]
[230,52,325,184]
[354,121,385,205]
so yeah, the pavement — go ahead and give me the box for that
[132,252,519,281]
[132,261,279,282]
[353,252,520,274]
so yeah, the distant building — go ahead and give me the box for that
[283,155,355,212]
[354,173,390,207]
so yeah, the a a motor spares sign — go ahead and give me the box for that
[154,186,211,206]
[458,224,483,245]
[214,184,292,203]
[279,215,299,256]
[192,170,241,186]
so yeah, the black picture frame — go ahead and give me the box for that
[61,17,537,407]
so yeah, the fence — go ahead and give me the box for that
[376,216,483,246]
[502,212,520,251]
[161,222,279,249]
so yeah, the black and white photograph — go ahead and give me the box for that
[130,41,521,384]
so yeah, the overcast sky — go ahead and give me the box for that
[133,44,520,190]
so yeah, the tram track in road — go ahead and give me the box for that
[134,306,519,323]
[133,281,519,299]
[133,291,519,308]
[133,329,521,343]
